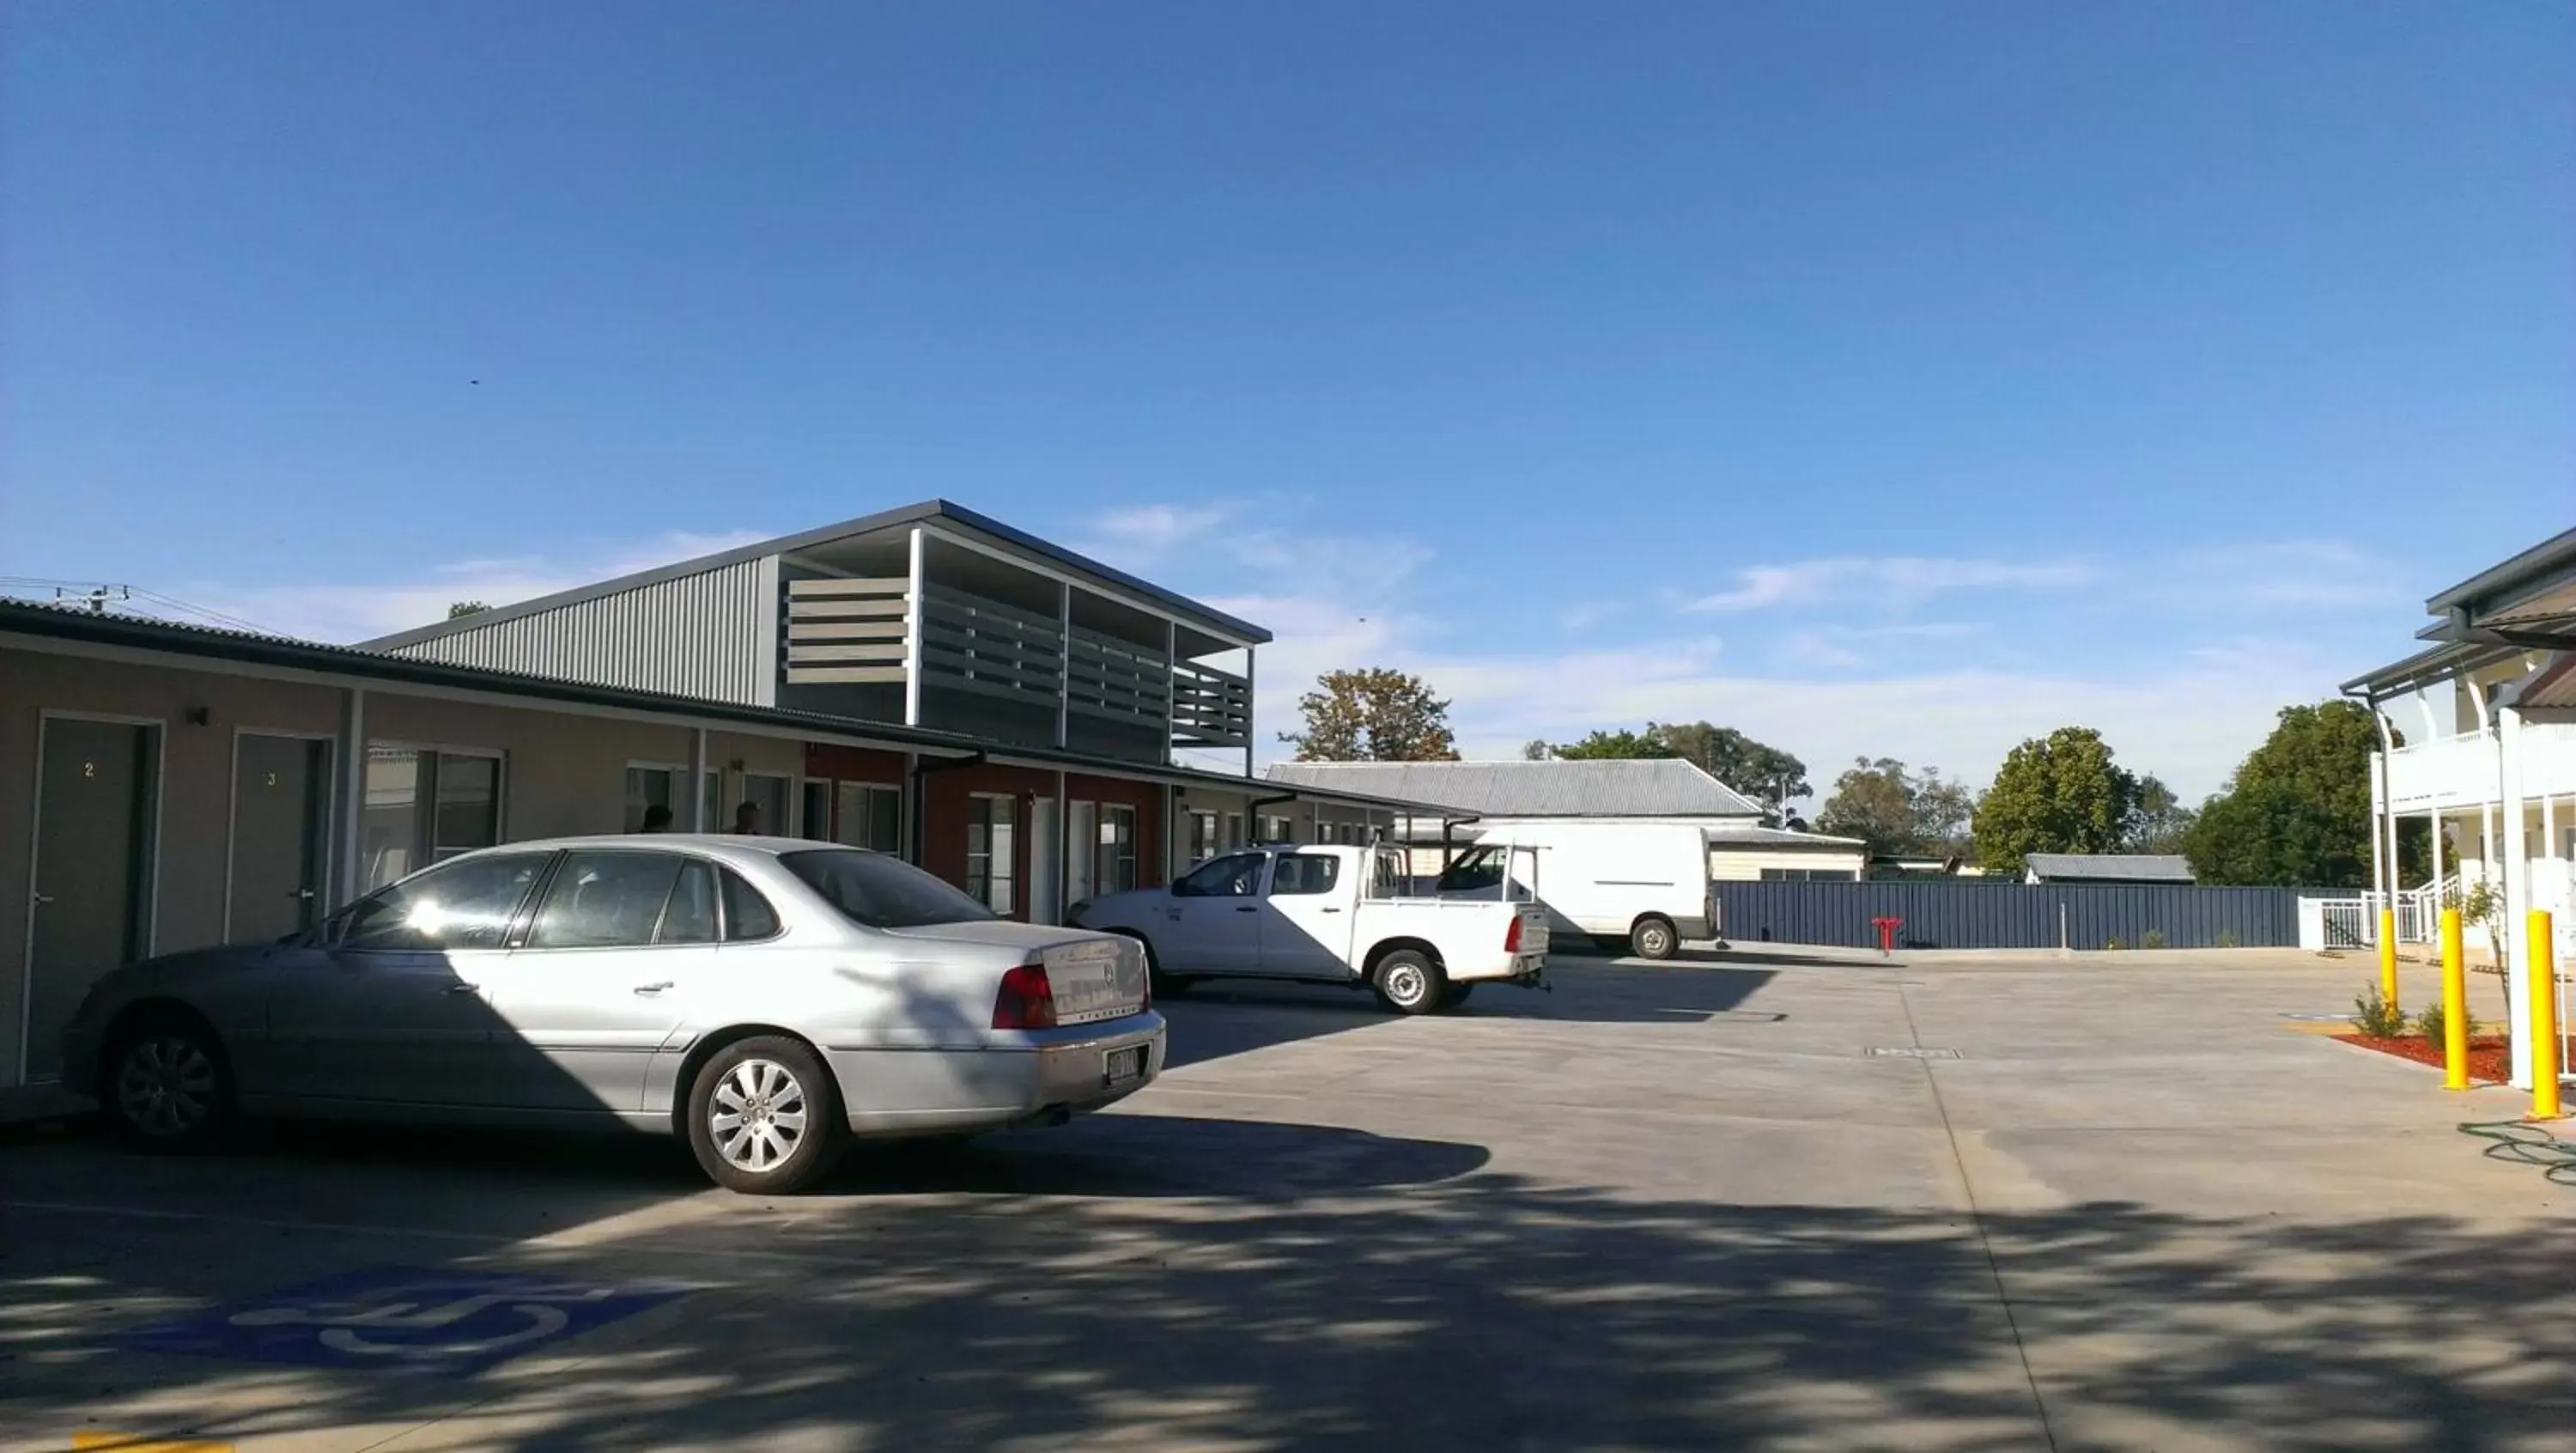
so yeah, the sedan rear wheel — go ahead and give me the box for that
[686,1037,848,1194]
[106,1018,232,1153]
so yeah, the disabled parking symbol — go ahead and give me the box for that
[103,1266,691,1377]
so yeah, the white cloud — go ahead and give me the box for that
[1683,556,2095,612]
[1084,504,1236,557]
[179,529,770,643]
[2161,538,2408,609]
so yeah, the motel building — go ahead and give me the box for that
[2345,524,2576,1093]
[0,501,1422,1091]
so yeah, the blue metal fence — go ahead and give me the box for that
[1712,879,2304,951]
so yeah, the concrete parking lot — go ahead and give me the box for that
[5,947,2573,1452]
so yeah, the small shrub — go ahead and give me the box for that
[2104,937,2127,951]
[2214,929,2239,949]
[2140,928,2167,950]
[2414,1001,2476,1044]
[2353,988,2407,1037]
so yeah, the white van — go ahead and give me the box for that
[1437,821,1715,959]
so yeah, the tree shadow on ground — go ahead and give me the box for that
[1159,965,1783,1067]
[9,1124,2575,1452]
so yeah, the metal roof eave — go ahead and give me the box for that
[357,498,1273,652]
[2338,640,2510,699]
[2425,525,2576,617]
[0,600,1266,788]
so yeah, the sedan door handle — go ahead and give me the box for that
[634,981,674,996]
[32,893,53,905]
[1320,907,1343,914]
[1234,905,1257,913]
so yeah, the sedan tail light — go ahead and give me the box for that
[992,963,1059,1030]
[1504,915,1524,954]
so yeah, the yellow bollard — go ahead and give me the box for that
[2441,908,2469,1091]
[2531,909,2561,1121]
[2379,908,2399,1013]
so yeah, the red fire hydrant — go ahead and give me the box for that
[1872,916,1903,958]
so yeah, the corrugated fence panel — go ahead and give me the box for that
[388,559,771,705]
[1713,880,2304,950]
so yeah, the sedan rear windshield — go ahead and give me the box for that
[780,848,999,930]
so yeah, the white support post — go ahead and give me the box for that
[690,728,708,832]
[1055,768,1071,922]
[2430,806,2444,903]
[2475,678,2500,897]
[1242,645,1257,780]
[904,526,927,728]
[335,687,367,906]
[2503,707,2534,1089]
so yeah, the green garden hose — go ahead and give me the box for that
[2458,1120,2576,1186]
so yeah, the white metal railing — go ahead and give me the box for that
[2318,898,2375,950]
[2382,720,2576,812]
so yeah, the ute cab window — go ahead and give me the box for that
[1173,853,1266,898]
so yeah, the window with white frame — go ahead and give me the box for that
[967,792,1018,914]
[1259,814,1295,844]
[623,764,685,832]
[1097,804,1138,894]
[1187,809,1218,864]
[1223,812,1246,853]
[361,746,502,891]
[834,781,904,854]
[799,780,834,842]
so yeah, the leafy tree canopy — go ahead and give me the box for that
[2184,700,2418,886]
[1971,726,2138,873]
[1815,757,1978,857]
[1282,667,1461,762]
[1545,721,1811,825]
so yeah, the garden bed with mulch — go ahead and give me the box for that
[2332,1032,2576,1085]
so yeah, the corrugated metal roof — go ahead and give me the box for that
[2024,854,2196,883]
[359,499,1272,652]
[0,600,1416,804]
[1266,759,1764,818]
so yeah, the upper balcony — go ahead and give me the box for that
[2381,720,2576,814]
[366,499,1267,769]
[775,516,1255,766]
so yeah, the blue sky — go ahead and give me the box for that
[5,3,2569,799]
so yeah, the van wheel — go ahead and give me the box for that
[686,1037,848,1195]
[1631,915,1680,960]
[103,1012,234,1153]
[1371,950,1446,1014]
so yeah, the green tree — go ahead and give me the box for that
[447,599,490,618]
[1521,739,1552,761]
[2125,774,2197,854]
[1551,728,1672,760]
[1971,726,2139,873]
[1281,667,1460,762]
[1544,720,1811,825]
[1815,757,1978,857]
[1652,722,1811,827]
[2184,700,2421,886]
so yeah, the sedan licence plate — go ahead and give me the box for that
[1103,1045,1148,1087]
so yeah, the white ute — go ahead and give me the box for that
[1068,843,1549,1013]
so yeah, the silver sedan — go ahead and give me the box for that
[58,836,1164,1193]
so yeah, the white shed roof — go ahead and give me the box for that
[1266,759,1763,818]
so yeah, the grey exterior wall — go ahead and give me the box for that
[387,557,778,706]
[1713,880,2304,951]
